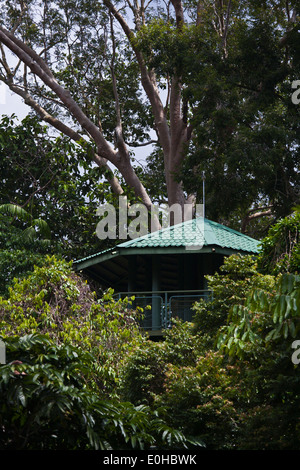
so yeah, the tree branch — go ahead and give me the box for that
[170,0,184,29]
[108,12,128,157]
[241,207,273,233]
[0,26,118,165]
[127,139,158,147]
[222,0,232,57]
[103,0,171,157]
[3,78,124,196]
[279,8,298,47]
[0,26,162,222]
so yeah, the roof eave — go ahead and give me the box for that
[73,244,259,272]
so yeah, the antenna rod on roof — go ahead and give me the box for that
[202,171,205,219]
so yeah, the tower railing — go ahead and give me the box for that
[113,290,212,333]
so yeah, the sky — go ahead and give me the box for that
[0,83,31,120]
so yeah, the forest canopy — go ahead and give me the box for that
[0,0,298,233]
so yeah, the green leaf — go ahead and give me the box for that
[0,204,31,222]
[289,321,296,338]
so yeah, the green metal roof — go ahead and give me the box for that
[116,217,260,252]
[74,217,260,270]
[73,217,261,290]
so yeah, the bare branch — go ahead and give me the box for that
[222,0,232,57]
[0,26,117,164]
[103,0,171,157]
[241,207,273,233]
[279,7,298,47]
[170,0,184,29]
[0,25,55,80]
[0,44,13,78]
[127,139,158,147]
[2,78,124,196]
[109,12,127,155]
[11,0,28,34]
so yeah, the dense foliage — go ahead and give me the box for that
[0,257,198,450]
[191,254,275,343]
[118,216,300,449]
[0,211,299,451]
[258,209,300,275]
[0,256,145,394]
[0,114,114,260]
[0,334,193,450]
[0,211,49,297]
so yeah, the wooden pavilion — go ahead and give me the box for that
[74,217,260,334]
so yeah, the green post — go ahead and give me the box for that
[164,291,168,328]
[127,255,137,293]
[152,256,161,330]
[0,339,5,364]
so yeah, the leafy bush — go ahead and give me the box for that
[120,254,300,450]
[217,273,300,359]
[0,256,145,395]
[120,320,234,448]
[0,211,50,297]
[192,254,275,342]
[0,334,192,450]
[258,209,300,275]
[119,320,205,406]
[0,259,197,450]
[154,351,242,450]
[119,340,167,406]
[216,273,300,449]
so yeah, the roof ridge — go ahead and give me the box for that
[117,216,205,248]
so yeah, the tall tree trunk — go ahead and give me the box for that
[105,0,194,223]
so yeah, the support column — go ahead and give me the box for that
[152,256,161,330]
[183,255,195,321]
[127,255,137,293]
